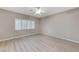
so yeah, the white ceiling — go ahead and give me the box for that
[0,7,76,18]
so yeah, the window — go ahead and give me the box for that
[15,19,35,30]
[27,20,35,29]
[15,19,22,30]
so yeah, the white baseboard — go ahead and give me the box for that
[43,33,79,44]
[0,33,40,42]
[55,36,79,44]
[60,37,79,44]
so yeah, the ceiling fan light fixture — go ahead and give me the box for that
[34,7,43,15]
[33,7,46,16]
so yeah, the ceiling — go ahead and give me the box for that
[0,7,76,18]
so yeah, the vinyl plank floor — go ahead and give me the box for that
[0,34,79,52]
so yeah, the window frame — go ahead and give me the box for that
[15,18,35,31]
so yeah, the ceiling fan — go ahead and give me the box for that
[33,7,46,16]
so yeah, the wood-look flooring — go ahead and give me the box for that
[0,34,79,52]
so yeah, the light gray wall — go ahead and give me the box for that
[0,9,40,40]
[41,8,79,43]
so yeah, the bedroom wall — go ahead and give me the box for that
[41,8,79,43]
[0,9,40,40]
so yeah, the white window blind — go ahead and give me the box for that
[15,19,35,30]
[15,19,22,30]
